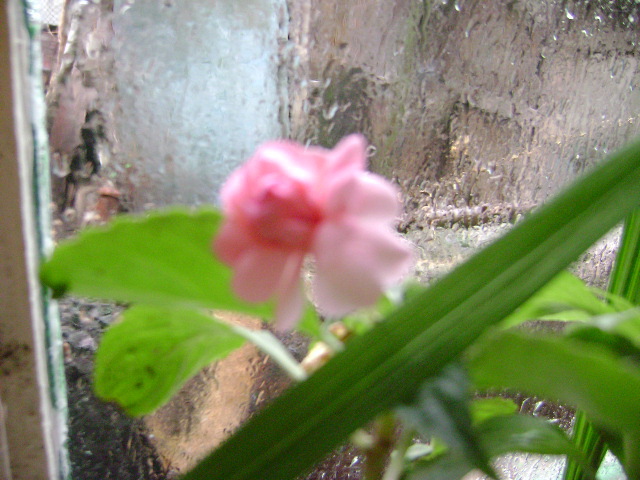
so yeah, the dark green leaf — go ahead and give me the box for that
[398,364,496,478]
[566,323,640,365]
[586,309,640,350]
[40,208,272,316]
[184,139,640,480]
[477,415,593,477]
[469,331,640,435]
[94,305,245,416]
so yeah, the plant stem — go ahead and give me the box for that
[363,413,398,480]
[382,428,415,480]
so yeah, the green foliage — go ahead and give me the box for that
[40,208,272,316]
[500,271,616,328]
[40,139,640,480]
[469,330,640,436]
[181,140,640,480]
[469,397,518,425]
[565,208,640,480]
[470,328,640,478]
[398,364,496,478]
[94,305,246,416]
[400,372,592,480]
[476,414,586,462]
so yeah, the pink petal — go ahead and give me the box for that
[273,255,306,331]
[212,219,254,265]
[325,172,401,222]
[252,141,317,184]
[312,219,414,317]
[229,245,306,330]
[231,247,291,303]
[326,134,368,173]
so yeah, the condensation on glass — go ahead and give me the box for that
[47,0,640,284]
[287,0,640,290]
[43,0,640,478]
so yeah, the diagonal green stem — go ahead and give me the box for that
[563,209,640,480]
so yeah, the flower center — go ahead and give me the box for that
[247,180,322,250]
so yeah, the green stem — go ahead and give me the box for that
[563,209,640,480]
[363,413,398,480]
[382,428,415,480]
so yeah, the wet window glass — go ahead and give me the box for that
[39,0,639,478]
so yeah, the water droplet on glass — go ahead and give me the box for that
[565,8,575,20]
[454,1,461,12]
[322,103,339,120]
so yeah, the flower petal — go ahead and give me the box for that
[273,254,306,331]
[326,134,368,173]
[231,247,293,303]
[312,219,414,317]
[325,172,401,222]
[212,219,254,265]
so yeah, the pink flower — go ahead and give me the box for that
[213,134,413,330]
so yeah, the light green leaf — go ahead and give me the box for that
[405,442,436,462]
[183,139,640,480]
[500,271,615,328]
[468,331,640,435]
[94,305,246,416]
[408,452,475,480]
[470,397,518,425]
[40,208,272,316]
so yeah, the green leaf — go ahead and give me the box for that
[609,210,640,305]
[183,139,640,480]
[566,322,640,364]
[40,208,272,316]
[405,442,437,462]
[408,451,476,480]
[468,331,640,435]
[586,309,640,350]
[398,364,496,478]
[564,208,640,480]
[470,397,518,425]
[407,411,593,480]
[94,305,246,416]
[476,415,593,477]
[500,271,615,328]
